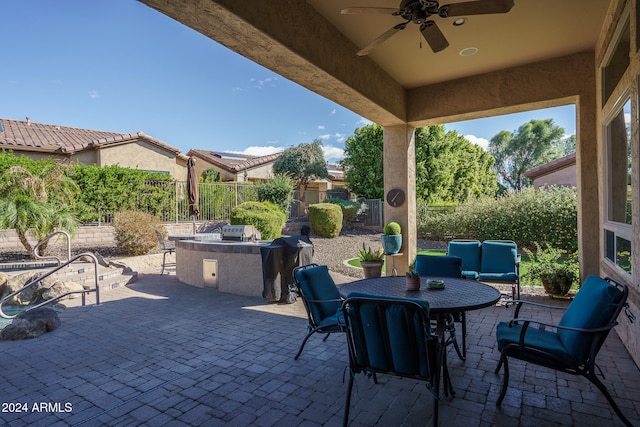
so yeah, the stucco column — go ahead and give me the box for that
[383,125,416,275]
[576,88,600,279]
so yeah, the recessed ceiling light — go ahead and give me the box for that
[453,18,466,26]
[459,47,478,56]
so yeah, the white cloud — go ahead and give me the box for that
[317,125,325,130]
[89,90,99,99]
[240,145,284,156]
[323,145,344,162]
[330,109,336,115]
[334,133,346,143]
[357,117,373,127]
[318,134,331,140]
[464,134,490,150]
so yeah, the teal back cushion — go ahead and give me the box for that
[296,265,341,322]
[414,255,462,278]
[481,241,517,273]
[557,275,623,364]
[346,293,432,378]
[448,240,481,273]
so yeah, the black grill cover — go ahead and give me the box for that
[261,231,313,303]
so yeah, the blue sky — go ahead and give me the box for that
[1,0,576,163]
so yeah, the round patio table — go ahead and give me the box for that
[338,276,501,314]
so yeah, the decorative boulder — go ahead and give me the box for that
[0,308,61,341]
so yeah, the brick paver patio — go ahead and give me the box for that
[0,273,638,426]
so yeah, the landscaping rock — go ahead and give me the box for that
[0,307,61,340]
[42,280,85,301]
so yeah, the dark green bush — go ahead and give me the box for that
[324,198,361,224]
[417,186,578,252]
[113,210,162,255]
[230,201,286,240]
[309,203,343,237]
[255,174,294,213]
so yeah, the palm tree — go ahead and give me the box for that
[0,163,79,256]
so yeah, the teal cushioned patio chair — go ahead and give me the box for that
[414,254,467,360]
[495,275,633,426]
[341,293,440,426]
[292,264,344,360]
[478,240,520,299]
[447,239,481,279]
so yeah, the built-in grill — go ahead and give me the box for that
[221,225,261,241]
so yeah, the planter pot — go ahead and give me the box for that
[541,274,572,296]
[381,235,402,255]
[406,276,421,291]
[361,260,384,279]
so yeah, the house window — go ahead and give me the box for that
[604,98,632,274]
[603,17,630,106]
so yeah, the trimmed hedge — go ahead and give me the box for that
[417,186,578,252]
[324,198,361,224]
[309,203,343,237]
[230,201,286,240]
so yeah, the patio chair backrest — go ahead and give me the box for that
[480,240,517,274]
[343,292,436,379]
[558,275,627,365]
[294,265,341,323]
[414,255,462,278]
[447,240,481,274]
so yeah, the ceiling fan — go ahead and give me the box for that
[342,0,514,56]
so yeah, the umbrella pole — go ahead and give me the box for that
[192,216,196,236]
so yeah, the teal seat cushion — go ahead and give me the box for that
[461,270,479,279]
[448,240,481,274]
[478,272,518,282]
[496,321,572,366]
[557,275,623,365]
[295,265,341,322]
[345,292,432,378]
[480,241,517,275]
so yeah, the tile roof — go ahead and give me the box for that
[0,117,182,155]
[188,149,282,172]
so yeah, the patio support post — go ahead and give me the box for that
[383,124,417,275]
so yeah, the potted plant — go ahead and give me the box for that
[381,221,402,255]
[523,242,579,296]
[358,243,385,279]
[406,258,421,291]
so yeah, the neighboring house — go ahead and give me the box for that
[187,149,281,182]
[0,117,188,180]
[525,152,577,189]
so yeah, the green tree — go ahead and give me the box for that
[340,124,497,202]
[200,168,221,182]
[340,124,384,199]
[489,119,565,191]
[0,162,79,256]
[272,139,328,191]
[255,174,295,213]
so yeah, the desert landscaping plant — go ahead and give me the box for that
[308,203,343,238]
[113,210,162,256]
[230,201,287,240]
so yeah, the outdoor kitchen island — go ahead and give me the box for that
[174,225,270,297]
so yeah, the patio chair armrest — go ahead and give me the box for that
[506,299,567,318]
[509,318,618,346]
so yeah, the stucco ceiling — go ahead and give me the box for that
[307,0,610,88]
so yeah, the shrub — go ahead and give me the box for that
[383,221,401,235]
[113,210,162,255]
[417,186,578,252]
[255,174,295,213]
[324,198,361,224]
[308,203,343,237]
[230,201,286,240]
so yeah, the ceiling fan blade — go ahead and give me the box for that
[341,7,399,15]
[440,0,514,17]
[421,21,449,53]
[357,23,407,56]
